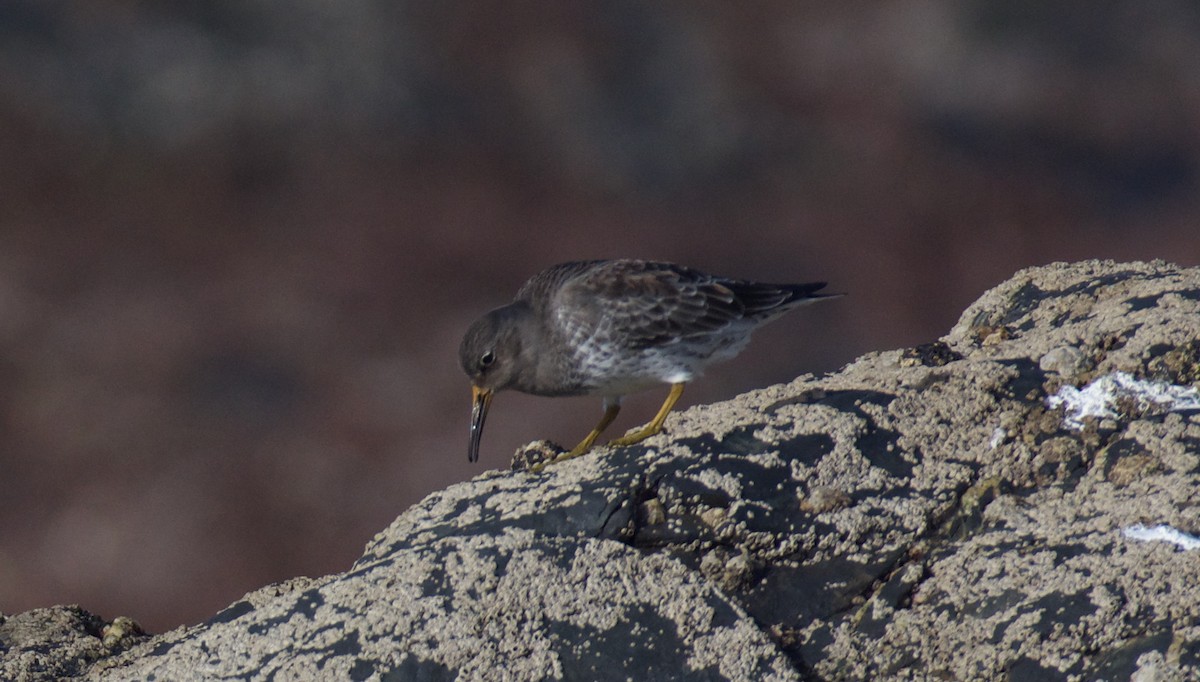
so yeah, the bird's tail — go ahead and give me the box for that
[726,280,843,318]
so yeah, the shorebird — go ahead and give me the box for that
[459,259,840,467]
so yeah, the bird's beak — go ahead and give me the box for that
[469,385,493,463]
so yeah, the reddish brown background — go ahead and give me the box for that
[2,2,1198,631]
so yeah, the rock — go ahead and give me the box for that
[1039,345,1088,377]
[0,607,147,682]
[6,259,1200,680]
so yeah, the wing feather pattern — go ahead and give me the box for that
[538,260,830,350]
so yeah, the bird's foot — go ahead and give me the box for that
[524,416,667,473]
[607,423,663,447]
[526,437,596,473]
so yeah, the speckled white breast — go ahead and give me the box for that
[566,321,757,396]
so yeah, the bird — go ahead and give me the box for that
[459,259,841,468]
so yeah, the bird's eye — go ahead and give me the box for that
[480,351,495,368]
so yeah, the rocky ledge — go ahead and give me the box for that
[5,260,1200,681]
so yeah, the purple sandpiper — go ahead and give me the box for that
[459,259,841,467]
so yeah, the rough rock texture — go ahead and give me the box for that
[5,260,1200,680]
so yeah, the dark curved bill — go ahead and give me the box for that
[469,385,493,463]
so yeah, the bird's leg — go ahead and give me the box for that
[609,382,685,447]
[567,399,622,457]
[531,398,622,472]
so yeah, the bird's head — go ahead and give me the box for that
[459,305,529,462]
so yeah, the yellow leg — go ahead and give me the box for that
[609,382,685,447]
[531,401,622,472]
[567,401,622,456]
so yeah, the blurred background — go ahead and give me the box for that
[1,1,1198,632]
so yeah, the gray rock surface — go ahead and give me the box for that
[5,259,1200,680]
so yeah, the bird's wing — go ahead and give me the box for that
[550,260,746,349]
[722,279,833,317]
